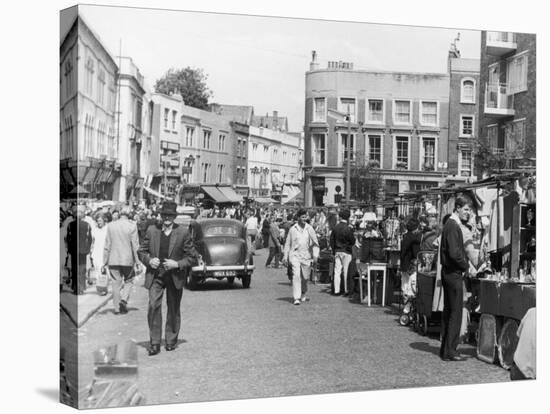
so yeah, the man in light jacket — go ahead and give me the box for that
[283,208,319,305]
[103,206,140,314]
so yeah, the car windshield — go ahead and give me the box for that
[202,223,240,237]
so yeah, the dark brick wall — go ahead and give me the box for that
[477,31,536,176]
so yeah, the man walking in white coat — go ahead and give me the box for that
[283,208,319,305]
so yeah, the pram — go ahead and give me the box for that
[399,262,418,327]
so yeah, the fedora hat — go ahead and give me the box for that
[159,200,178,216]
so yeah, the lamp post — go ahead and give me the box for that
[346,107,351,205]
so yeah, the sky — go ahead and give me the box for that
[66,5,481,132]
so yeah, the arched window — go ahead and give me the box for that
[461,78,476,103]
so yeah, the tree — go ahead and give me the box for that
[155,67,213,110]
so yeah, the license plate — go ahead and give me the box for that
[214,270,236,277]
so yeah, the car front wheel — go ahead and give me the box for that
[227,276,235,285]
[241,273,251,289]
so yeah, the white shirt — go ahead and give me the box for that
[245,216,259,231]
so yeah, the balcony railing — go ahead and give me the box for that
[486,31,517,56]
[485,83,515,117]
[487,31,515,43]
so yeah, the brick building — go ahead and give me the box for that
[477,31,536,175]
[60,12,120,200]
[303,52,451,208]
[446,46,480,180]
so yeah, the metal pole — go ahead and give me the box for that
[164,160,168,198]
[345,108,351,205]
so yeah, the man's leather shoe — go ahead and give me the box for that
[147,344,160,356]
[119,301,128,314]
[442,355,467,362]
[165,344,177,352]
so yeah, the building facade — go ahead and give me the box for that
[115,56,146,202]
[304,53,451,207]
[248,126,301,199]
[447,49,480,180]
[477,31,536,175]
[60,14,119,200]
[149,92,184,199]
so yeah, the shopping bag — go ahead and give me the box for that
[96,266,109,295]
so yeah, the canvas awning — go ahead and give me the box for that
[201,186,230,203]
[282,184,302,204]
[143,186,167,199]
[217,186,243,203]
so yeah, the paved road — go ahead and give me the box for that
[77,248,509,405]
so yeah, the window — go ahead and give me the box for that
[421,137,436,171]
[252,143,258,153]
[338,97,356,123]
[217,164,225,182]
[218,134,226,152]
[311,134,326,165]
[202,130,211,149]
[368,135,382,165]
[460,115,474,137]
[461,79,476,103]
[264,145,269,154]
[172,111,177,130]
[202,163,210,182]
[97,69,105,105]
[164,108,169,129]
[185,127,194,147]
[420,101,438,126]
[367,99,384,124]
[505,119,526,153]
[313,97,326,122]
[393,100,411,124]
[507,53,528,94]
[459,150,473,177]
[394,136,409,169]
[85,56,94,95]
[487,125,499,149]
[489,63,500,85]
[64,58,73,99]
[341,133,355,163]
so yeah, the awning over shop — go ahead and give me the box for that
[201,186,230,203]
[282,184,302,204]
[217,186,243,203]
[253,197,278,205]
[143,186,167,199]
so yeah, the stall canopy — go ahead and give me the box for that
[143,186,167,199]
[282,184,302,204]
[253,197,278,205]
[216,186,243,203]
[201,186,230,203]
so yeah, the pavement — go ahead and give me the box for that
[60,279,113,328]
[72,247,510,406]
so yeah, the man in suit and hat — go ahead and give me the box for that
[139,200,198,356]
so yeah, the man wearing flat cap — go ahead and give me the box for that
[139,200,198,356]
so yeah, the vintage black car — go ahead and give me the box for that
[187,219,254,289]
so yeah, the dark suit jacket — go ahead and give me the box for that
[330,221,355,254]
[440,217,469,275]
[400,231,420,271]
[138,223,198,290]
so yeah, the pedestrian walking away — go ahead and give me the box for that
[138,201,198,356]
[66,205,94,295]
[283,208,319,305]
[103,206,141,315]
[330,209,355,296]
[439,195,471,362]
